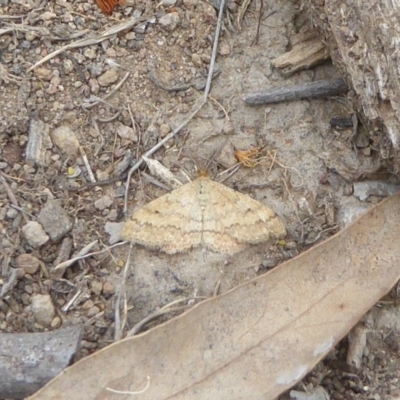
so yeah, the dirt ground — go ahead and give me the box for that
[1,0,400,398]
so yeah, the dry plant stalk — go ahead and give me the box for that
[234,147,264,168]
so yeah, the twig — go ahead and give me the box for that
[141,171,173,191]
[244,78,348,105]
[126,297,207,337]
[27,17,146,71]
[254,0,263,45]
[213,280,221,297]
[79,146,96,183]
[123,0,226,213]
[61,281,87,313]
[0,268,18,298]
[0,173,19,208]
[82,72,130,110]
[0,173,29,222]
[114,244,132,341]
[96,110,121,123]
[237,0,252,29]
[53,241,126,272]
[10,204,34,218]
[91,117,106,157]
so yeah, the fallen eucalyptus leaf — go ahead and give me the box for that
[28,193,400,400]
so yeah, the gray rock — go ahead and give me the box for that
[105,221,123,244]
[31,294,55,327]
[6,208,18,219]
[353,181,400,201]
[37,200,73,242]
[94,195,113,211]
[22,221,49,248]
[159,12,180,31]
[116,123,138,142]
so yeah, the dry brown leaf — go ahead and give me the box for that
[29,193,400,400]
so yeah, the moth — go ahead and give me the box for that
[122,175,286,254]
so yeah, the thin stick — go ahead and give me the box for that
[0,173,29,222]
[82,72,130,110]
[244,78,348,105]
[27,17,146,71]
[123,0,226,213]
[53,241,126,272]
[114,244,132,341]
[254,0,263,45]
[126,297,207,337]
[79,146,96,183]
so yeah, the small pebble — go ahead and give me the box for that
[37,200,73,242]
[82,299,94,310]
[191,53,203,67]
[107,209,118,221]
[94,195,113,211]
[159,12,180,31]
[219,41,231,56]
[51,316,62,328]
[87,306,100,318]
[34,67,52,81]
[50,125,80,156]
[98,69,119,87]
[103,281,115,295]
[116,123,138,142]
[125,32,136,40]
[159,123,170,137]
[15,254,40,274]
[22,221,49,248]
[31,294,55,327]
[91,280,103,296]
[6,208,18,219]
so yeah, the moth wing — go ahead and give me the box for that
[122,181,203,254]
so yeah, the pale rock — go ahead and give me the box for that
[191,53,203,67]
[159,123,170,137]
[103,281,115,295]
[87,306,100,317]
[159,12,180,31]
[91,280,103,296]
[15,254,40,275]
[32,294,55,327]
[125,32,136,40]
[34,67,52,81]
[22,221,49,248]
[116,123,138,142]
[219,41,231,56]
[105,221,124,244]
[98,69,119,87]
[50,125,80,156]
[94,195,113,210]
